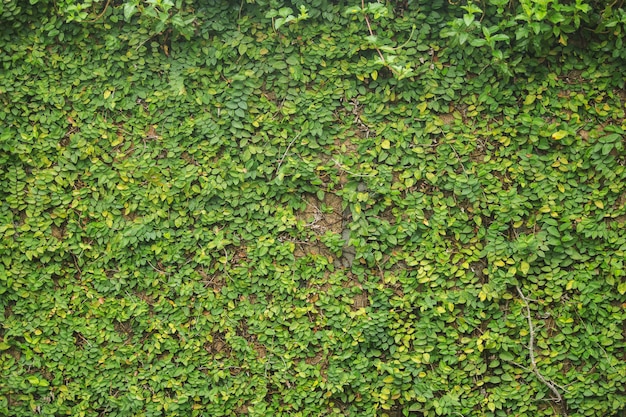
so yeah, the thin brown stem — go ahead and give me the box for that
[88,0,112,23]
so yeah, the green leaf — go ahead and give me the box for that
[602,143,614,155]
[520,261,530,275]
[524,94,536,105]
[344,6,363,16]
[274,17,286,29]
[278,7,293,18]
[491,34,510,42]
[500,351,515,361]
[124,3,138,21]
[463,14,475,26]
[470,38,487,47]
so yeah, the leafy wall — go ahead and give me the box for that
[1,1,626,416]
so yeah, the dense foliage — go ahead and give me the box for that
[1,0,626,416]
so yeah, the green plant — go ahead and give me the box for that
[266,4,309,30]
[344,1,416,79]
[1,1,626,416]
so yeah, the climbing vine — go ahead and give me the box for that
[1,1,626,416]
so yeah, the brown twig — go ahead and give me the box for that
[88,0,112,23]
[516,286,568,416]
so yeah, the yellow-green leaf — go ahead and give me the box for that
[552,130,567,140]
[381,139,391,149]
[524,94,536,105]
[103,90,112,99]
[520,261,530,275]
[594,200,604,209]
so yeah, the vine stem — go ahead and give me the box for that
[361,0,387,64]
[275,131,303,176]
[516,286,568,416]
[88,0,112,23]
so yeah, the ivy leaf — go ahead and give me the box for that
[520,261,530,275]
[491,34,510,42]
[124,3,138,21]
[524,94,536,105]
[344,6,363,16]
[278,7,293,18]
[470,38,487,47]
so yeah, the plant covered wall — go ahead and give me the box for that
[1,0,626,416]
